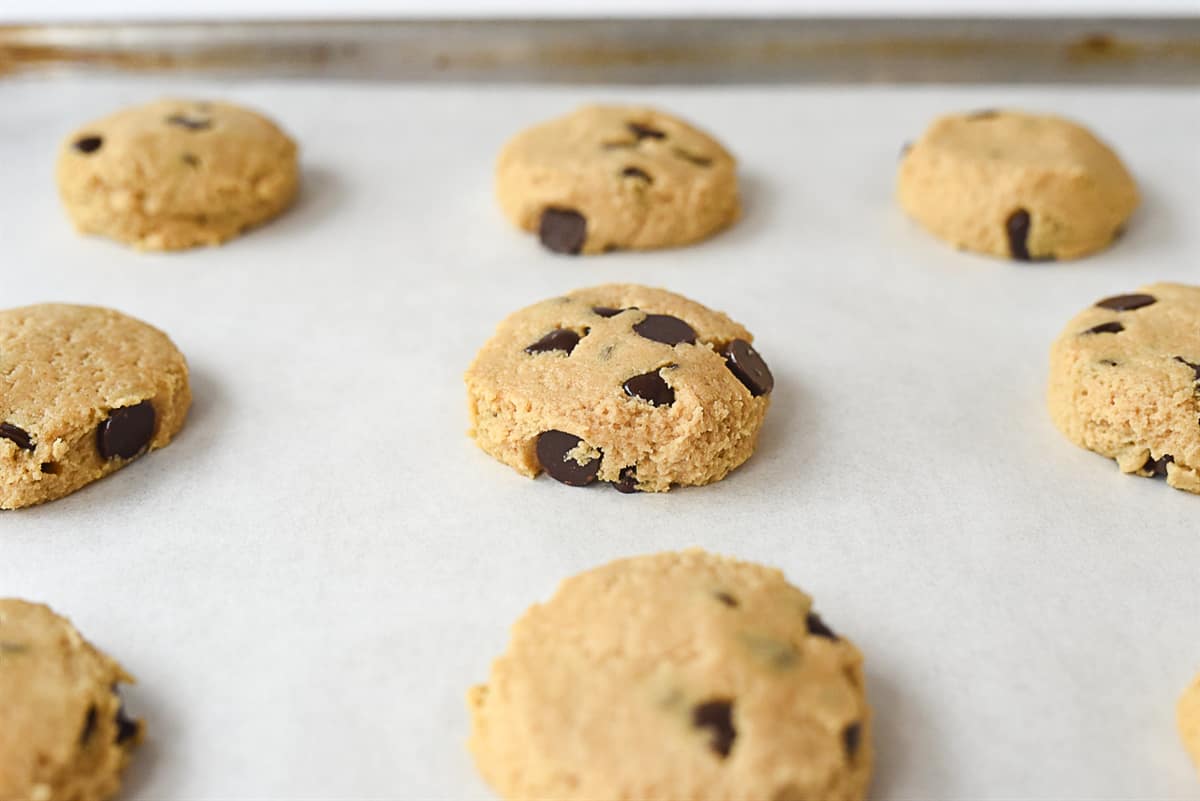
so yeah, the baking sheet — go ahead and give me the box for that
[1,76,1199,800]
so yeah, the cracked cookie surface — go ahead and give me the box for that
[56,98,298,251]
[496,105,740,254]
[468,549,871,801]
[465,285,773,492]
[1048,283,1200,493]
[0,304,190,509]
[898,109,1137,261]
[0,599,144,801]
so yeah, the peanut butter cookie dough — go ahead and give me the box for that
[496,105,740,254]
[898,109,1137,261]
[0,599,144,801]
[465,285,773,492]
[1048,284,1200,493]
[468,549,872,801]
[56,99,299,251]
[0,304,190,509]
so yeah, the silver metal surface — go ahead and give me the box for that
[2,17,1200,83]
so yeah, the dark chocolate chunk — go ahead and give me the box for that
[843,722,862,760]
[80,705,98,745]
[621,166,653,183]
[74,136,103,154]
[672,147,713,167]
[612,466,640,494]
[714,592,738,608]
[628,122,666,141]
[40,462,59,475]
[692,700,736,758]
[538,208,587,255]
[1175,356,1200,382]
[1096,294,1156,311]
[0,423,34,451]
[96,401,156,460]
[535,430,600,487]
[1083,322,1124,335]
[166,114,212,131]
[115,703,139,744]
[592,306,627,318]
[623,369,675,407]
[1006,208,1032,261]
[1143,453,1174,478]
[633,314,696,346]
[525,329,581,355]
[722,339,774,397]
[806,612,838,641]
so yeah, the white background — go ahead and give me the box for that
[1,76,1199,800]
[1,0,1199,23]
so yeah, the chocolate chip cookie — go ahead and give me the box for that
[0,599,144,801]
[898,109,1138,261]
[496,105,740,254]
[465,285,773,492]
[56,99,299,251]
[0,304,191,509]
[1048,284,1200,493]
[1181,671,1200,776]
[468,549,872,801]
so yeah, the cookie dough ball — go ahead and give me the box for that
[0,599,144,801]
[1048,284,1200,493]
[56,98,299,251]
[465,285,774,492]
[898,109,1137,261]
[1182,672,1200,774]
[468,549,872,801]
[496,105,740,254]
[0,304,191,509]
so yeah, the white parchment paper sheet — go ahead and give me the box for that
[0,77,1198,800]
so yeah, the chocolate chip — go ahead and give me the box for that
[613,466,640,494]
[592,306,626,318]
[1176,356,1200,381]
[1006,208,1032,261]
[806,612,838,640]
[1099,359,1119,367]
[80,705,98,745]
[525,329,581,355]
[96,400,156,460]
[115,703,139,744]
[1143,453,1174,478]
[73,136,103,154]
[1096,293,1156,311]
[672,147,713,167]
[535,430,600,487]
[538,208,587,255]
[623,369,675,407]
[628,122,666,141]
[621,166,653,183]
[40,462,59,475]
[714,592,738,608]
[968,109,999,120]
[1083,322,1124,335]
[692,700,736,758]
[633,315,696,346]
[0,423,34,451]
[843,722,862,760]
[722,339,774,397]
[166,114,212,131]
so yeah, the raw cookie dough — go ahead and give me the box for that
[0,304,191,509]
[465,285,773,492]
[1182,672,1200,774]
[897,109,1138,261]
[0,599,144,801]
[468,549,872,801]
[56,98,299,251]
[1048,283,1200,493]
[496,105,740,254]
